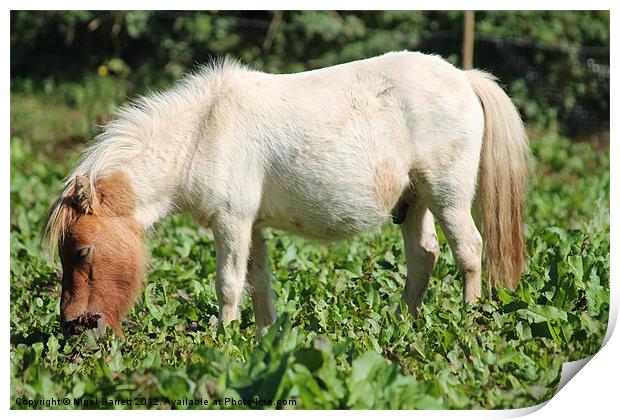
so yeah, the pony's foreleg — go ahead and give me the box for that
[247,229,277,338]
[212,216,253,325]
[398,201,439,317]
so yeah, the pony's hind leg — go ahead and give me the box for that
[434,204,483,304]
[398,199,439,317]
[247,229,277,338]
[418,148,483,304]
[212,215,253,325]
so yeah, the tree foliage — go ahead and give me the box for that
[11,11,610,137]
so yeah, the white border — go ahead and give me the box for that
[4,1,617,418]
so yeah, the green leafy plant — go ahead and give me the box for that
[10,88,609,408]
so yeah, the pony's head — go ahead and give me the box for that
[44,171,145,337]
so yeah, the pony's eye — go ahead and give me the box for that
[76,247,92,259]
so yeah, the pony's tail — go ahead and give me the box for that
[466,69,530,291]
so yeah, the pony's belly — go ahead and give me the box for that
[256,208,387,240]
[257,175,405,240]
[252,131,410,238]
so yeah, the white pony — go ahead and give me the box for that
[44,51,529,338]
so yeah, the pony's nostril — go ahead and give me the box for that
[61,321,77,336]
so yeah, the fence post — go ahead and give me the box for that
[462,11,475,69]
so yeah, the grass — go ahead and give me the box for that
[10,76,610,409]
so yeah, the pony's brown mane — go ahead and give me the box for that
[43,185,81,258]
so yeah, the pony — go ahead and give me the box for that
[43,51,529,338]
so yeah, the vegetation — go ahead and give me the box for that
[10,11,609,410]
[11,11,610,138]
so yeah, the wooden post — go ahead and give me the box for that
[263,10,283,52]
[462,11,475,69]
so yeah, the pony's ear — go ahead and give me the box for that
[73,175,97,214]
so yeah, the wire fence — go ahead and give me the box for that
[418,31,610,141]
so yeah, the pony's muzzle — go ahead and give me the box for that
[60,312,101,337]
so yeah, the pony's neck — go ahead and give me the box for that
[114,93,210,228]
[69,59,252,229]
[73,66,238,228]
